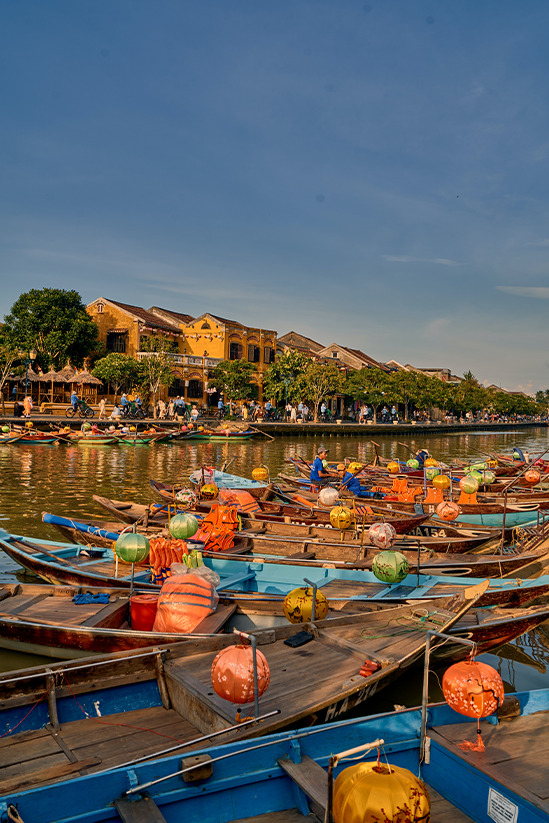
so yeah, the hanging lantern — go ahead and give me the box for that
[198,426,204,431]
[330,506,353,529]
[318,486,339,507]
[114,532,150,564]
[368,522,397,549]
[348,462,363,474]
[524,469,541,485]
[487,459,498,468]
[459,475,479,494]
[333,761,430,823]
[513,450,521,460]
[372,550,409,583]
[479,470,496,485]
[251,466,269,482]
[424,457,438,468]
[425,466,440,480]
[1,426,9,433]
[169,512,199,540]
[468,470,483,484]
[436,501,460,521]
[406,458,419,469]
[175,488,198,507]
[432,474,451,490]
[25,421,33,428]
[211,644,270,704]
[442,659,504,719]
[82,422,92,431]
[201,483,219,500]
[283,587,329,623]
[129,425,136,432]
[387,461,400,474]
[468,462,487,472]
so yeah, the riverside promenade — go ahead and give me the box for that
[1,413,544,437]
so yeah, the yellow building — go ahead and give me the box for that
[87,299,277,404]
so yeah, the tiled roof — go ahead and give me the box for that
[278,331,324,351]
[149,306,195,325]
[340,346,389,371]
[106,300,180,333]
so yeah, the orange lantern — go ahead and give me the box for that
[424,457,438,468]
[386,461,400,474]
[211,644,270,704]
[524,469,541,485]
[436,501,460,521]
[442,658,504,752]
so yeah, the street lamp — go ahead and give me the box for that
[24,349,37,395]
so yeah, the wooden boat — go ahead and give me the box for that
[3,530,549,608]
[0,646,547,822]
[0,580,547,662]
[151,479,433,534]
[189,468,267,488]
[43,509,548,580]
[0,584,487,801]
[186,426,259,442]
[2,431,60,444]
[95,492,500,553]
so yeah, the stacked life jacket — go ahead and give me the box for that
[194,504,240,552]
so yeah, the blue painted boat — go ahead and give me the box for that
[2,529,549,608]
[0,642,546,823]
[189,469,266,488]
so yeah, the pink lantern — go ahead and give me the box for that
[368,522,397,549]
[211,644,270,705]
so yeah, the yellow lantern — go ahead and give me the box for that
[387,461,400,474]
[201,483,219,500]
[330,505,353,530]
[283,587,329,623]
[129,425,136,432]
[333,761,430,823]
[424,457,438,467]
[251,466,269,482]
[487,459,498,468]
[25,421,34,429]
[348,462,363,474]
[432,473,451,490]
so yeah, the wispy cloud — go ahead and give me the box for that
[525,239,549,247]
[497,286,549,299]
[381,255,461,266]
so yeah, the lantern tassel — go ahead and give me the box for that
[458,720,486,752]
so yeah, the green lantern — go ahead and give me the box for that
[469,462,487,472]
[468,470,483,483]
[114,532,150,564]
[406,458,420,469]
[480,470,496,485]
[459,475,479,495]
[82,422,92,431]
[1,426,9,433]
[372,550,409,584]
[425,467,440,480]
[169,512,199,540]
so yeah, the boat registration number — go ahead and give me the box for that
[487,788,518,823]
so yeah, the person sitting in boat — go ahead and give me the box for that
[337,463,383,498]
[415,449,430,467]
[310,446,334,486]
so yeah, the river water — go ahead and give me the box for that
[1,426,549,706]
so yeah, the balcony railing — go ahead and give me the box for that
[136,353,223,368]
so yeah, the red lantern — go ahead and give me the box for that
[524,469,541,485]
[436,501,460,521]
[211,644,270,704]
[442,659,504,752]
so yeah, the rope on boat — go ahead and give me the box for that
[359,609,449,639]
[7,807,25,823]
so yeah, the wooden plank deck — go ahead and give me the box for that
[430,710,549,814]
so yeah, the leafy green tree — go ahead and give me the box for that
[295,362,345,422]
[345,367,392,422]
[92,353,141,401]
[263,350,311,405]
[0,331,19,414]
[209,359,257,412]
[2,288,100,370]
[137,336,177,418]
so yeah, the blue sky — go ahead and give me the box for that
[2,1,549,393]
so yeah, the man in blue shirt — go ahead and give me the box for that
[338,464,383,499]
[310,446,333,485]
[70,391,79,411]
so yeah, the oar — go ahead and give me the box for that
[249,425,275,441]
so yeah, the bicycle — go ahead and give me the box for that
[124,401,146,420]
[65,400,95,419]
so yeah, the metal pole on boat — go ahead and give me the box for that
[420,631,476,766]
[416,539,421,587]
[234,628,260,718]
[303,577,317,622]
